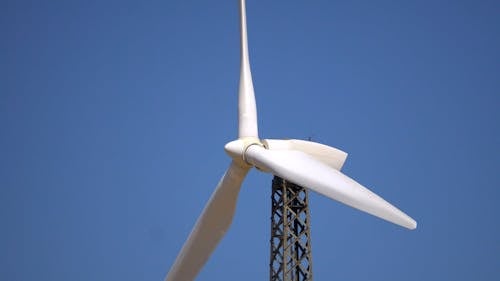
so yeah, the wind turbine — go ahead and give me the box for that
[165,1,416,280]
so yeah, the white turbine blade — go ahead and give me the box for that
[263,139,348,170]
[238,0,258,138]
[245,145,417,229]
[165,162,250,281]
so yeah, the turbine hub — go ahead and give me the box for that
[224,137,264,167]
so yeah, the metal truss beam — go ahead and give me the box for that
[270,176,313,281]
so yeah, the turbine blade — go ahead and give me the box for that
[263,139,348,171]
[238,0,258,138]
[165,162,250,281]
[245,145,417,229]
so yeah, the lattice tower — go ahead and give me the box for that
[270,176,314,281]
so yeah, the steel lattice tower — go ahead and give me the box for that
[270,176,313,281]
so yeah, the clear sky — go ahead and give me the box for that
[1,0,499,280]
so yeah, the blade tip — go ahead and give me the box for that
[406,219,417,230]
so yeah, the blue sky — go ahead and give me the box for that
[1,0,499,280]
